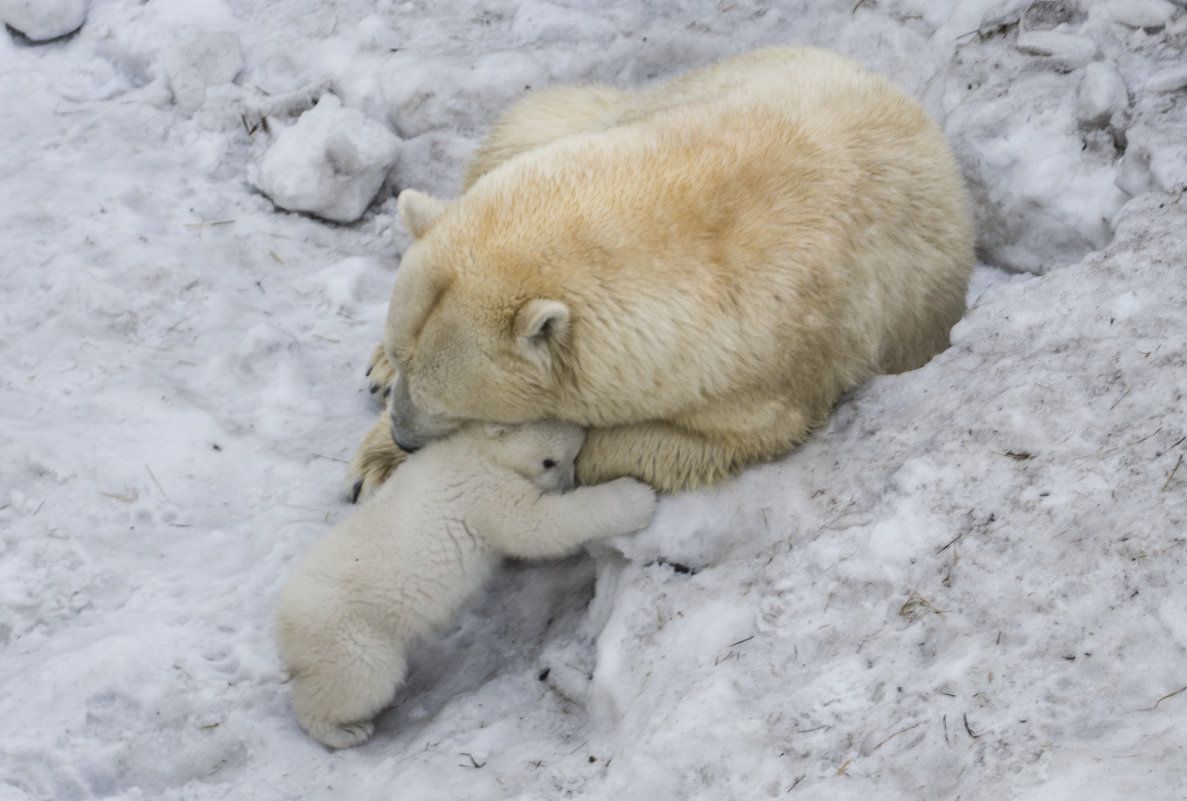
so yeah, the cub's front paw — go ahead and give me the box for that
[343,413,408,503]
[365,342,397,397]
[606,477,658,533]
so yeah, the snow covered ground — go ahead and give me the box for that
[2,0,1186,799]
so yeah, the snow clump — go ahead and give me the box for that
[250,93,401,224]
[161,31,244,116]
[0,0,88,41]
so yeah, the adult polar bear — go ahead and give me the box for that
[348,46,973,496]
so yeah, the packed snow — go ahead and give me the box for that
[2,1,1185,799]
[249,93,401,223]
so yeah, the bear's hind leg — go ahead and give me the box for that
[288,636,407,749]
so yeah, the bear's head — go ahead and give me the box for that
[382,189,575,452]
[471,420,585,493]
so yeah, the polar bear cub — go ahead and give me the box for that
[275,420,656,748]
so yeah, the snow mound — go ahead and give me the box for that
[556,190,1187,800]
[0,0,87,41]
[939,0,1187,273]
[250,93,400,224]
[160,30,243,116]
[1089,0,1179,29]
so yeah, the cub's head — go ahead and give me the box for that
[472,420,585,493]
[383,189,574,452]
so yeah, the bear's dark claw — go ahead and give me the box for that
[349,479,363,504]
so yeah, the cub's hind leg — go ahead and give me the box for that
[287,633,406,749]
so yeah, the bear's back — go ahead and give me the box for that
[451,48,971,406]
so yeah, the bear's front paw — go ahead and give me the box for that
[343,413,408,502]
[606,477,658,533]
[365,342,397,397]
[303,717,376,749]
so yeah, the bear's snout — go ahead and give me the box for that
[388,372,464,451]
[388,412,421,453]
[390,430,420,454]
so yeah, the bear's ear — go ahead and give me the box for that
[397,189,446,239]
[515,299,570,368]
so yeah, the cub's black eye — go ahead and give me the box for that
[542,459,557,469]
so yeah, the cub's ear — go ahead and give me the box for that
[396,189,446,239]
[515,299,570,368]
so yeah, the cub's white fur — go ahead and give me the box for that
[275,420,656,748]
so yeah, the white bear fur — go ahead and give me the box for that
[349,46,973,495]
[275,420,656,748]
